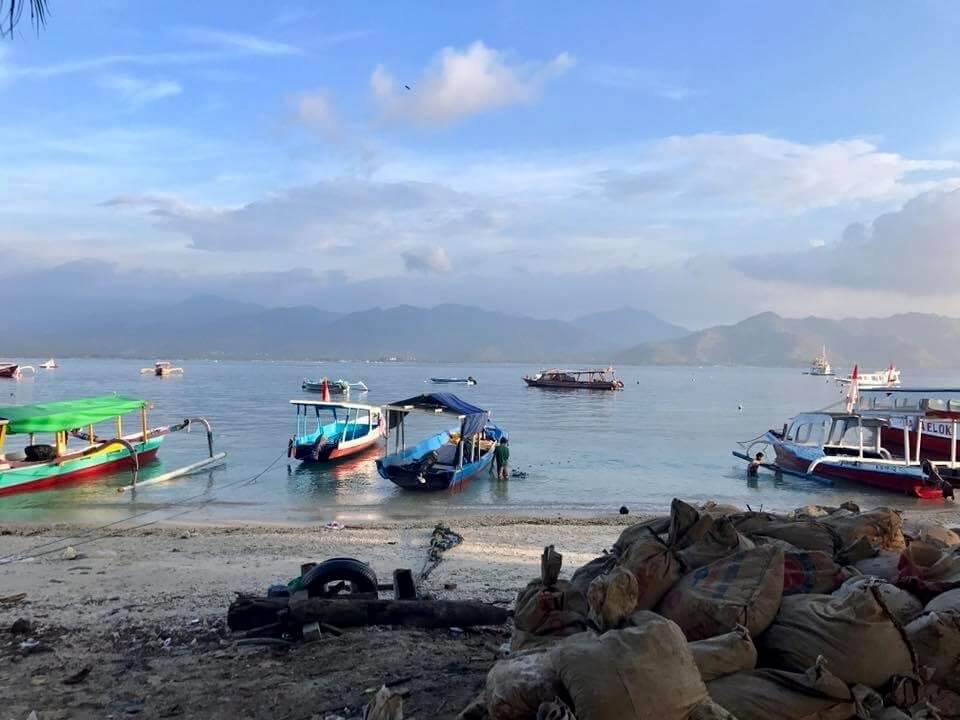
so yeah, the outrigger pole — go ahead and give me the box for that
[118,417,225,493]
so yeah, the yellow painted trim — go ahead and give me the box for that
[0,424,6,450]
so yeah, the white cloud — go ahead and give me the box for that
[371,41,574,125]
[174,27,301,56]
[99,75,182,108]
[401,247,452,273]
[595,134,958,215]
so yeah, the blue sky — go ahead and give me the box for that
[4,1,960,325]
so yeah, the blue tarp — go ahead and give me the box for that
[387,393,490,437]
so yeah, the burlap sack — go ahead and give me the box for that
[783,550,848,595]
[730,513,837,555]
[759,583,915,688]
[904,522,960,548]
[834,576,924,626]
[925,588,960,615]
[549,614,708,720]
[669,500,755,570]
[707,660,856,720]
[897,542,960,598]
[513,580,590,650]
[820,508,906,552]
[484,651,557,720]
[587,566,639,630]
[688,625,758,681]
[613,516,670,556]
[657,546,785,641]
[617,528,682,610]
[906,610,960,694]
[854,551,902,582]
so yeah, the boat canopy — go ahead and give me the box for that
[0,395,146,434]
[384,393,489,437]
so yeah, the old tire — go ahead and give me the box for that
[301,557,379,598]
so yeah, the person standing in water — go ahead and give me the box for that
[747,451,764,477]
[494,436,510,480]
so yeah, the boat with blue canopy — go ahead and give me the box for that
[288,400,383,463]
[377,393,506,491]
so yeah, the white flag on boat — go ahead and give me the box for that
[845,364,860,412]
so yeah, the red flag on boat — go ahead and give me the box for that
[321,379,331,402]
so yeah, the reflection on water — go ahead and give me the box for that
[1,358,958,524]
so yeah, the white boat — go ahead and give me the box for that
[837,364,901,388]
[140,361,184,377]
[39,358,58,369]
[805,346,833,376]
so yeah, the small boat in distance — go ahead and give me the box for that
[836,364,900,388]
[39,358,58,369]
[0,361,20,379]
[288,400,383,463]
[302,378,368,394]
[430,376,477,385]
[523,367,624,390]
[377,393,506,491]
[0,395,224,495]
[141,361,184,377]
[805,346,833,376]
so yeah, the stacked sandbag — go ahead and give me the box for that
[904,521,960,549]
[897,542,960,599]
[512,546,590,651]
[759,581,916,688]
[668,499,756,571]
[783,550,849,595]
[855,551,903,582]
[549,613,714,720]
[834,576,924,626]
[615,528,682,610]
[906,610,960,695]
[730,512,838,555]
[819,507,907,553]
[657,546,785,641]
[484,651,557,720]
[707,658,857,720]
[587,566,639,630]
[688,625,758,682]
[925,588,960,615]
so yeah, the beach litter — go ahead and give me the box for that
[460,497,960,720]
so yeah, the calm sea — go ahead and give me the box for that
[0,359,954,525]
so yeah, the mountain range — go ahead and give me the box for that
[4,296,959,367]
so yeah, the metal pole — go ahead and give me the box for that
[953,421,958,467]
[904,422,911,466]
[858,417,864,459]
[916,415,924,464]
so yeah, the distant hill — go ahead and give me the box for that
[3,297,673,362]
[573,307,688,348]
[617,312,960,368]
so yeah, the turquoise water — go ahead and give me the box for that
[0,359,955,524]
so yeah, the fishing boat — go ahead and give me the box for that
[0,361,33,379]
[837,364,900,388]
[288,400,384,463]
[805,347,833,376]
[377,393,506,491]
[0,395,225,495]
[140,361,184,377]
[302,378,368,394]
[39,358,58,370]
[430,376,477,385]
[736,378,957,498]
[523,367,624,390]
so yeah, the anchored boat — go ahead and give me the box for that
[805,346,833,376]
[141,361,184,377]
[302,378,368,395]
[837,364,901,388]
[430,377,477,385]
[39,358,58,370]
[288,400,383,463]
[377,393,506,491]
[523,367,624,390]
[0,395,225,495]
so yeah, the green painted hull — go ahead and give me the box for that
[0,437,164,495]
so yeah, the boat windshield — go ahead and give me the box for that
[826,418,879,449]
[294,403,377,444]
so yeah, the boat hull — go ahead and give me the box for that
[430,378,476,385]
[0,364,19,379]
[378,449,495,491]
[295,431,381,463]
[0,440,162,496]
[523,377,622,390]
[771,439,944,499]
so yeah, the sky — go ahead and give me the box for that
[4,1,960,327]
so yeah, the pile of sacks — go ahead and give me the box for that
[460,499,960,720]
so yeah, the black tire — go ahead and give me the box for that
[301,557,379,598]
[392,568,417,600]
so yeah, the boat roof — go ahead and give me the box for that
[539,368,615,375]
[859,387,960,396]
[791,411,889,427]
[0,395,146,434]
[384,393,489,436]
[289,400,379,412]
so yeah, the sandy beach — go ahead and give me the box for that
[0,515,639,720]
[3,503,959,720]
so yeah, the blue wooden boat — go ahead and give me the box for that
[430,376,477,385]
[376,393,505,491]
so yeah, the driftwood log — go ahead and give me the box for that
[292,597,509,628]
[227,595,508,634]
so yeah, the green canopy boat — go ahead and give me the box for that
[0,395,225,495]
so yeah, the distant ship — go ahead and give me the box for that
[837,364,901,388]
[805,346,833,376]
